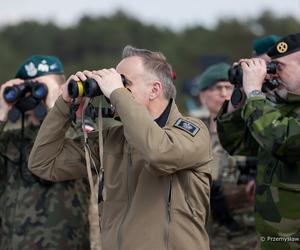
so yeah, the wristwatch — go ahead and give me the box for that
[248,90,265,98]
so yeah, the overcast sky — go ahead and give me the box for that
[1,0,300,30]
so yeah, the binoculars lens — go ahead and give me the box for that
[3,82,48,103]
[4,87,19,103]
[32,84,48,99]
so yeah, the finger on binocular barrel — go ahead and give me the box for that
[3,80,22,88]
[91,70,103,76]
[82,71,93,79]
[68,74,80,82]
[75,71,87,81]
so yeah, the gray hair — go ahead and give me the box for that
[122,45,176,100]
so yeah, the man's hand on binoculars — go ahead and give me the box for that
[64,68,125,102]
[0,78,24,121]
[63,71,89,103]
[239,58,267,97]
[91,68,124,99]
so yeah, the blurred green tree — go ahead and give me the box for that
[0,10,299,112]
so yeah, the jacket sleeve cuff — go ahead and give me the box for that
[216,100,243,123]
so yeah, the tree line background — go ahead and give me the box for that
[0,10,299,111]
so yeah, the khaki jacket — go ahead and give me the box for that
[29,88,212,250]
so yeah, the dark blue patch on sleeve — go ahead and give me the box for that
[173,118,200,137]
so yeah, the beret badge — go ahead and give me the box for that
[276,42,288,54]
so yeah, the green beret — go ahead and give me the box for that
[15,55,64,79]
[252,35,282,56]
[267,33,300,59]
[196,63,230,91]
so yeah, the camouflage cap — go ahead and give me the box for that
[15,55,64,79]
[196,63,230,91]
[252,35,282,56]
[267,33,300,59]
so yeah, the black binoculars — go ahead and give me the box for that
[3,81,48,103]
[228,61,278,87]
[68,74,127,99]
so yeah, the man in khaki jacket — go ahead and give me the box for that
[29,46,212,250]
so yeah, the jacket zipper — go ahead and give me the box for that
[164,176,172,250]
[117,144,133,250]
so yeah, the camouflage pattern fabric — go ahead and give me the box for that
[210,223,258,250]
[210,130,240,182]
[208,126,257,250]
[0,121,91,250]
[217,93,300,250]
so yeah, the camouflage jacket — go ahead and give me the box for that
[217,92,300,249]
[202,118,250,183]
[0,121,91,250]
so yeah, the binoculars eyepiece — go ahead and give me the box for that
[68,74,127,99]
[3,81,48,103]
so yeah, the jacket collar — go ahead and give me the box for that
[154,100,172,127]
[167,99,182,126]
[273,90,300,104]
[286,91,300,102]
[154,99,182,128]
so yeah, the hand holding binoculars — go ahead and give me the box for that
[68,74,127,99]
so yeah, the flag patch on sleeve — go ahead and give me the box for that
[173,118,200,136]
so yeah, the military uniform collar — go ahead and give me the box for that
[165,99,182,126]
[286,91,300,102]
[154,100,172,128]
[154,99,182,128]
[272,90,300,104]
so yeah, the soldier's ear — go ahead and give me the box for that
[149,81,162,100]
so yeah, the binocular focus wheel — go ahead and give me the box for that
[68,80,85,98]
[77,81,84,97]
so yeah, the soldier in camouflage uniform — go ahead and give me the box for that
[0,55,91,250]
[216,33,300,250]
[196,63,257,250]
